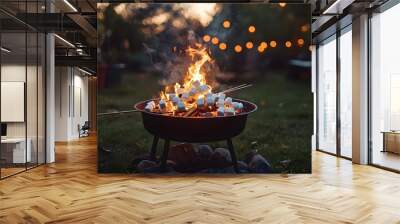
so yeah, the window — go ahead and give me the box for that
[339,28,352,158]
[370,3,400,171]
[317,36,337,154]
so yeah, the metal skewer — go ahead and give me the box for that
[97,109,140,116]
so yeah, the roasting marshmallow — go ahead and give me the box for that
[225,97,233,106]
[216,98,225,108]
[181,92,190,101]
[172,96,180,105]
[177,101,186,112]
[193,80,201,88]
[197,96,205,108]
[198,84,209,93]
[217,93,226,101]
[233,102,244,111]
[225,107,235,116]
[189,87,197,96]
[159,99,166,110]
[205,94,216,106]
[217,107,225,116]
[167,93,176,101]
[145,101,156,112]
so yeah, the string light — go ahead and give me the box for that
[203,35,211,42]
[219,42,227,50]
[234,44,242,53]
[248,25,256,33]
[285,41,292,48]
[297,38,305,47]
[211,37,219,45]
[260,41,268,49]
[257,45,265,53]
[270,41,277,48]
[300,25,309,33]
[223,20,231,29]
[245,41,254,49]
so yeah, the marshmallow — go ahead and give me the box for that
[177,101,186,112]
[172,96,180,105]
[225,107,235,116]
[217,107,225,116]
[217,93,226,101]
[189,87,197,96]
[197,97,205,108]
[145,101,155,112]
[181,92,190,101]
[199,84,209,93]
[193,80,201,88]
[216,98,225,108]
[233,102,244,111]
[225,97,233,106]
[159,99,166,110]
[206,95,215,105]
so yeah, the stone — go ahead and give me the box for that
[244,149,258,164]
[136,160,159,173]
[211,147,232,168]
[248,154,273,173]
[168,143,198,172]
[196,145,213,159]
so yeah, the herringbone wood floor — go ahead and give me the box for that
[1,135,400,224]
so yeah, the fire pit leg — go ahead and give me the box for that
[160,139,170,172]
[227,139,239,173]
[149,136,159,161]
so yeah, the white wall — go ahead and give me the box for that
[55,67,89,141]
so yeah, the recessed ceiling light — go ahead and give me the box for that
[54,34,75,48]
[63,0,78,12]
[1,47,11,53]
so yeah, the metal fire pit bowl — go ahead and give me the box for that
[134,98,257,173]
[134,98,257,142]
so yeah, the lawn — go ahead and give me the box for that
[98,71,312,173]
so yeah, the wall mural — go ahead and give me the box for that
[97,3,312,174]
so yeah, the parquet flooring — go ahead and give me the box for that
[1,135,400,223]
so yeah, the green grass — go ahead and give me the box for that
[98,71,312,173]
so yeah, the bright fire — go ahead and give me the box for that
[159,45,213,113]
[146,44,245,117]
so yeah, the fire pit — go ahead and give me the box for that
[134,45,258,172]
[135,99,257,172]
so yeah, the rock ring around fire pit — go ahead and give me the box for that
[134,98,257,173]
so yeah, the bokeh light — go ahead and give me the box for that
[211,37,219,45]
[260,41,268,48]
[246,41,254,49]
[285,41,292,48]
[234,44,242,53]
[270,40,277,48]
[300,24,309,33]
[223,20,231,28]
[219,42,227,50]
[279,3,287,7]
[257,45,265,53]
[248,25,256,33]
[297,38,305,47]
[203,35,211,42]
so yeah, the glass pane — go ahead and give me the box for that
[27,31,38,169]
[371,4,400,171]
[38,33,45,165]
[339,29,352,158]
[318,37,337,154]
[1,30,27,177]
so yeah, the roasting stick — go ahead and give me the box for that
[220,84,253,94]
[97,109,140,117]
